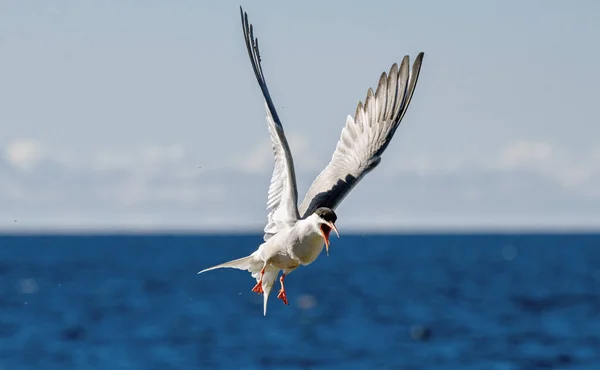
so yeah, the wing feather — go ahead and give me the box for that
[240,7,300,239]
[298,53,424,218]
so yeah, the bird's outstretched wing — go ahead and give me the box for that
[240,7,300,240]
[298,53,424,218]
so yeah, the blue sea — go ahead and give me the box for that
[1,233,599,369]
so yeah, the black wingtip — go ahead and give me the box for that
[412,52,425,80]
[255,37,261,63]
[416,52,425,64]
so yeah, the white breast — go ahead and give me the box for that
[292,233,325,265]
[257,217,326,268]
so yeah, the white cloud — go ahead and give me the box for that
[389,153,468,176]
[478,139,598,191]
[556,165,592,188]
[4,138,44,171]
[2,138,600,231]
[496,139,552,170]
[232,138,272,174]
[393,154,435,176]
[230,131,320,174]
[141,144,185,165]
[91,144,187,172]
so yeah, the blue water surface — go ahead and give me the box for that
[1,233,599,369]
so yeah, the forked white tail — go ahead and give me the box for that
[198,253,280,316]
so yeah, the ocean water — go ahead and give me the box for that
[0,233,599,369]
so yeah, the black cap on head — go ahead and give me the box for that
[314,207,337,223]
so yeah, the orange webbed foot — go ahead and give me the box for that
[252,267,266,294]
[277,289,288,305]
[277,273,289,305]
[252,281,264,294]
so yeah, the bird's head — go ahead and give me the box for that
[313,207,339,256]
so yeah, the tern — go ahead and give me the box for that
[199,7,424,315]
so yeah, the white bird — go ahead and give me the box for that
[198,7,424,316]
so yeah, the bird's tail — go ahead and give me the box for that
[197,253,262,275]
[197,252,280,316]
[260,265,279,316]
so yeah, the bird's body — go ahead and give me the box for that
[258,223,318,269]
[199,212,337,315]
[198,7,425,315]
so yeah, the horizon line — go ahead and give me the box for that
[2,225,600,235]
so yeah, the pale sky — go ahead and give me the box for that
[1,0,600,231]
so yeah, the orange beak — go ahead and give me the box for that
[320,221,340,256]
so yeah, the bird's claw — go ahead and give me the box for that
[277,289,288,305]
[252,281,264,294]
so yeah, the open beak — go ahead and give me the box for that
[320,221,340,256]
[329,221,340,238]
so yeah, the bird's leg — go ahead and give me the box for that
[277,273,288,305]
[251,266,266,294]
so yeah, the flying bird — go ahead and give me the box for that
[198,7,424,315]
